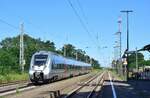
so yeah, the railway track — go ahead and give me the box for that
[0,80,34,96]
[0,80,29,87]
[64,71,106,98]
[0,72,103,98]
[0,72,96,97]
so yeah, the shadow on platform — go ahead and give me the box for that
[99,79,150,98]
[35,80,150,98]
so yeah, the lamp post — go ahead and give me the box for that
[121,10,133,80]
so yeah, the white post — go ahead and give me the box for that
[63,45,66,57]
[76,52,78,60]
[20,23,25,73]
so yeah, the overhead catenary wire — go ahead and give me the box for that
[76,0,88,24]
[0,6,101,63]
[76,0,102,49]
[76,0,102,47]
[66,0,100,48]
[0,18,18,30]
[0,18,32,36]
[0,18,25,72]
[66,0,105,64]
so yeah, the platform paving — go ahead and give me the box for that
[99,75,150,98]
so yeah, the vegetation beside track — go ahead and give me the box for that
[0,35,102,83]
[91,68,102,73]
[0,73,28,84]
[110,69,125,80]
[0,35,101,76]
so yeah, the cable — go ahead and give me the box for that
[0,18,18,30]
[76,0,101,47]
[66,0,99,46]
[67,0,104,59]
[0,18,31,36]
[66,0,103,64]
[76,0,88,24]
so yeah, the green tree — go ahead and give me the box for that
[140,60,150,66]
[0,34,56,73]
[128,52,144,68]
[90,58,101,69]
[62,44,76,58]
[76,49,86,61]
[0,34,101,74]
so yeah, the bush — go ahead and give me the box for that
[0,73,28,83]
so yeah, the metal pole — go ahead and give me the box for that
[118,16,122,75]
[76,52,78,60]
[136,47,138,72]
[126,12,129,80]
[121,10,133,80]
[118,16,122,59]
[90,59,92,65]
[20,23,24,73]
[64,45,66,57]
[86,56,88,63]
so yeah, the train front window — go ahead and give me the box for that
[34,54,48,66]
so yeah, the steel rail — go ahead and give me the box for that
[87,72,105,98]
[0,80,30,87]
[65,72,104,98]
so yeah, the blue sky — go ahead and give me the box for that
[0,0,150,67]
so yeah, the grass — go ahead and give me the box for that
[91,68,102,73]
[16,86,20,94]
[110,70,125,81]
[0,72,28,84]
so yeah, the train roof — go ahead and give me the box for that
[34,51,91,67]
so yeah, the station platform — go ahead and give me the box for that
[99,74,150,98]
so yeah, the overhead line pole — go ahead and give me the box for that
[136,47,138,72]
[76,52,78,60]
[20,23,25,73]
[118,16,122,59]
[121,10,133,80]
[64,45,67,57]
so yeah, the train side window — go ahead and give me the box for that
[60,64,63,69]
[52,63,57,69]
[56,64,59,69]
[59,64,61,69]
[79,66,81,69]
[78,66,80,69]
[63,64,65,69]
[64,64,67,69]
[72,65,74,69]
[58,64,61,69]
[71,65,73,69]
[57,64,60,69]
[62,64,64,69]
[52,63,54,69]
[75,66,77,69]
[57,64,63,69]
[69,65,72,69]
[67,65,69,69]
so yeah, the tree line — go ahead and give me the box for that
[128,52,150,70]
[0,34,100,74]
[112,52,150,69]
